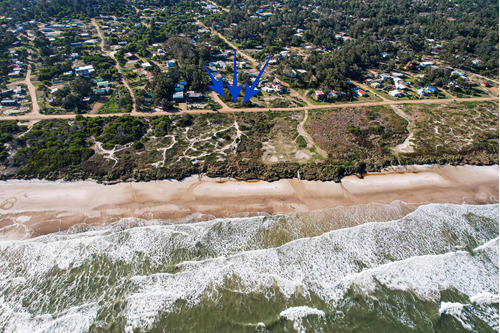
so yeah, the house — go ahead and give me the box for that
[175,82,186,92]
[481,81,491,88]
[380,52,389,58]
[389,89,405,97]
[378,74,390,81]
[214,60,226,68]
[239,62,247,69]
[146,72,154,80]
[371,82,382,88]
[425,86,437,94]
[262,87,274,93]
[357,89,368,97]
[173,91,184,100]
[97,81,110,88]
[94,87,111,95]
[75,65,95,76]
[187,91,202,99]
[451,70,467,80]
[144,93,153,103]
[84,39,97,45]
[417,88,428,96]
[15,86,25,95]
[1,99,17,106]
[328,90,338,99]
[48,98,57,106]
[272,83,285,93]
[1,90,14,97]
[167,60,175,67]
[157,49,165,55]
[125,52,135,58]
[404,62,416,70]
[395,81,408,90]
[141,62,152,68]
[314,90,325,100]
[419,61,433,68]
[117,41,128,46]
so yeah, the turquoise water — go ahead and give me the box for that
[0,202,498,332]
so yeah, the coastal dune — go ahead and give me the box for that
[0,165,498,238]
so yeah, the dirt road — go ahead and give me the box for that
[92,19,137,113]
[5,20,498,123]
[196,19,257,68]
[197,19,312,106]
[353,80,389,101]
[23,66,40,115]
[206,0,229,12]
[1,96,496,121]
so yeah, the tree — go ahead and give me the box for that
[71,77,92,97]
[61,94,79,110]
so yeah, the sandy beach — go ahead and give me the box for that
[0,164,498,239]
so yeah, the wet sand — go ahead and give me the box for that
[0,165,498,239]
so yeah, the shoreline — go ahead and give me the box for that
[0,164,498,239]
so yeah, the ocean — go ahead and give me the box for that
[0,202,498,332]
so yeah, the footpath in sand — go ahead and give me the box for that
[0,165,497,239]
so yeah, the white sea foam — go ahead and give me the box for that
[0,203,497,332]
[280,306,326,333]
[439,302,473,330]
[438,293,499,331]
[0,301,99,333]
[120,204,498,331]
[470,292,499,305]
[329,239,499,307]
[439,302,465,316]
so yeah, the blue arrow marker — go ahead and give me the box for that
[227,49,243,102]
[204,65,224,98]
[243,56,272,102]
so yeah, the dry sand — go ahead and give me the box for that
[0,165,498,238]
